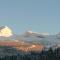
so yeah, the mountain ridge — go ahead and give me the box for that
[0,26,60,51]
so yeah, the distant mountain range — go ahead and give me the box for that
[0,26,60,51]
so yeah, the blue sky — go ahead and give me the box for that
[0,0,60,34]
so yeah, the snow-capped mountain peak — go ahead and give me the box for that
[25,31,49,36]
[0,26,13,37]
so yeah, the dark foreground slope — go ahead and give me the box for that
[0,46,60,60]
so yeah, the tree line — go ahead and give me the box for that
[0,46,60,60]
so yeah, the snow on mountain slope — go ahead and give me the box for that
[0,26,60,49]
[17,31,48,42]
[17,31,60,48]
[0,26,18,42]
[0,26,13,37]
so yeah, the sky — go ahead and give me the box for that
[0,0,60,34]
